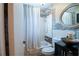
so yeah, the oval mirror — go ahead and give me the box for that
[61,3,79,28]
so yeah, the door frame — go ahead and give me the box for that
[8,3,15,56]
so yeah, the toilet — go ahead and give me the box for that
[40,41,54,55]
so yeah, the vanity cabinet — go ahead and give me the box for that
[55,41,79,56]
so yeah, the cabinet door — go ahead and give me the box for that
[72,48,78,56]
[55,43,64,56]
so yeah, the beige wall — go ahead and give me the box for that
[0,3,5,56]
[53,3,70,23]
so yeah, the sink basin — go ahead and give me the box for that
[62,39,79,46]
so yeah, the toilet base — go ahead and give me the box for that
[41,52,54,56]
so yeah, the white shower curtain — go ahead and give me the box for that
[24,4,41,49]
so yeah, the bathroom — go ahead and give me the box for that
[0,3,79,56]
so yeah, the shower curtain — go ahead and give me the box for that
[24,4,41,49]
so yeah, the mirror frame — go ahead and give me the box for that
[60,3,79,28]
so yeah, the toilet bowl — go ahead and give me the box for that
[41,47,54,55]
[40,41,54,55]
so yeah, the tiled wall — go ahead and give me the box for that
[74,29,79,39]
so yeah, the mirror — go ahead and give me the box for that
[61,4,79,28]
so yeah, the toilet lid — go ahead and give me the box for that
[42,47,54,52]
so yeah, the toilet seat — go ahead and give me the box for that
[40,41,54,55]
[40,41,52,48]
[41,47,54,55]
[42,47,54,52]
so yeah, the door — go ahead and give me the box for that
[8,3,25,56]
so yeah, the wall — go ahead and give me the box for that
[13,3,25,56]
[45,14,53,38]
[0,3,5,56]
[53,3,70,23]
[40,17,46,41]
[53,30,75,41]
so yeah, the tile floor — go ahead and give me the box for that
[24,48,54,56]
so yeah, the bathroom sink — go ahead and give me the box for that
[62,39,79,46]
